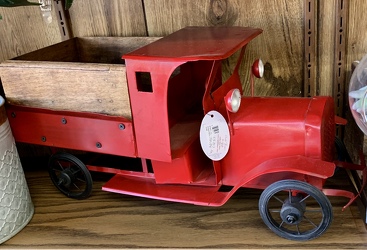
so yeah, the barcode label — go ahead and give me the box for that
[200,110,230,161]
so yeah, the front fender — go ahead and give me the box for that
[245,155,336,181]
[209,155,335,206]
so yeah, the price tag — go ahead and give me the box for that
[200,111,230,161]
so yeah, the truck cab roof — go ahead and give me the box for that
[123,26,262,61]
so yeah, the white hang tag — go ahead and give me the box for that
[199,110,230,161]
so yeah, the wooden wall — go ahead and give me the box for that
[2,1,367,98]
[0,4,61,62]
[68,0,305,97]
[2,0,367,147]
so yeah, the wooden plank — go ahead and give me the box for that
[68,0,147,37]
[0,61,131,118]
[0,5,61,62]
[0,37,160,118]
[144,0,304,97]
[318,0,337,96]
[2,168,367,248]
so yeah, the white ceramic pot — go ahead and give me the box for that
[0,96,34,244]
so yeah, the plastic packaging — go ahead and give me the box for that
[349,54,367,135]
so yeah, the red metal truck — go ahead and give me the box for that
[2,26,365,241]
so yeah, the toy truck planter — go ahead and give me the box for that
[0,26,365,241]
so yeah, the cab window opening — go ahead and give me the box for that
[136,71,153,93]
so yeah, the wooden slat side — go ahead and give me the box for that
[0,60,122,71]
[0,63,131,118]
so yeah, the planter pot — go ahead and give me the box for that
[0,96,34,244]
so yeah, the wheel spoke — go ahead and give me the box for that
[76,177,86,183]
[303,215,318,228]
[296,224,301,235]
[278,221,284,228]
[57,178,64,186]
[299,194,311,203]
[273,195,284,204]
[70,168,81,175]
[72,182,81,190]
[51,167,62,173]
[56,160,65,171]
[269,209,281,213]
[288,189,292,203]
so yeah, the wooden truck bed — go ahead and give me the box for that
[0,37,159,119]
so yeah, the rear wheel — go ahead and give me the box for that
[259,180,332,241]
[48,152,93,199]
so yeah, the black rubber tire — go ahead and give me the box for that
[259,180,333,241]
[48,152,93,199]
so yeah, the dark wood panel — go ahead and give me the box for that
[68,0,147,37]
[2,168,367,248]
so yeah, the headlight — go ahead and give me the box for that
[225,88,241,113]
[252,59,264,78]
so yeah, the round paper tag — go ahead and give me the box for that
[199,111,230,161]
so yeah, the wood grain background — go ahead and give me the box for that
[0,5,61,63]
[1,0,367,98]
[2,168,367,248]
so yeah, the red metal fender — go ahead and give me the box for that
[209,155,335,206]
[240,155,336,182]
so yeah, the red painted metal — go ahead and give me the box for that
[102,174,224,206]
[220,96,335,186]
[4,26,366,214]
[6,105,136,157]
[86,165,154,179]
[123,27,261,162]
[123,26,262,61]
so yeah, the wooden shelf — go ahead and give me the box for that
[2,167,367,248]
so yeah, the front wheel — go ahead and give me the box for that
[259,180,333,241]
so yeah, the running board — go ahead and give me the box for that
[102,174,231,206]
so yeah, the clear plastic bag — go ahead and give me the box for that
[349,54,367,134]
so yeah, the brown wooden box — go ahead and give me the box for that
[0,37,159,119]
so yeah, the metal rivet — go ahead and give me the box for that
[41,136,46,142]
[61,118,67,124]
[119,124,125,130]
[96,142,102,148]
